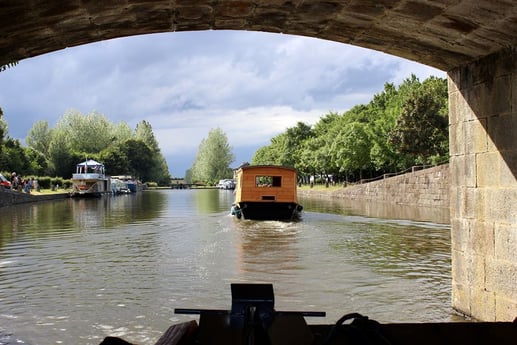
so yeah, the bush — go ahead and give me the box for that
[37,177,52,189]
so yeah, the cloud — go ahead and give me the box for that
[0,30,445,176]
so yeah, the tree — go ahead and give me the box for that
[283,122,313,168]
[47,130,75,177]
[0,138,31,174]
[252,145,280,165]
[134,120,170,184]
[0,107,7,144]
[112,122,133,144]
[120,139,154,181]
[191,128,235,184]
[135,120,160,152]
[330,122,372,179]
[56,109,114,154]
[99,144,130,176]
[251,122,313,171]
[26,120,53,156]
[252,75,449,182]
[1,106,171,182]
[388,77,448,164]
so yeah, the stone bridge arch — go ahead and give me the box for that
[1,1,516,321]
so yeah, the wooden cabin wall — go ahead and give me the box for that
[237,167,298,203]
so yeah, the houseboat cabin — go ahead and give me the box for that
[231,165,302,221]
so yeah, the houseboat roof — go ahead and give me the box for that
[76,159,104,167]
[236,165,297,173]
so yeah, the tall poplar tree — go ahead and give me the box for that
[191,128,235,184]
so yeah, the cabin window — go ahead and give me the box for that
[255,175,281,187]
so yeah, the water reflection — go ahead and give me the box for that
[300,196,450,224]
[193,189,234,214]
[0,192,167,244]
[234,221,301,276]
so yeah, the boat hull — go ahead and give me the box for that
[71,175,110,197]
[232,201,302,221]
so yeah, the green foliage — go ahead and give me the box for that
[252,121,313,170]
[0,107,7,143]
[25,147,49,176]
[0,137,32,174]
[36,176,52,189]
[14,110,171,184]
[388,77,449,164]
[252,75,449,182]
[57,110,115,153]
[0,107,171,184]
[99,145,130,176]
[26,120,53,156]
[120,139,154,181]
[47,130,75,178]
[191,128,235,185]
[133,120,171,184]
[184,168,193,184]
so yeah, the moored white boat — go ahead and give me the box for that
[111,175,144,192]
[70,159,110,197]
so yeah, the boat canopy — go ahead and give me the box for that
[75,159,105,174]
[76,159,103,167]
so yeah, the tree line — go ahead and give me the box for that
[251,74,449,183]
[1,74,448,187]
[0,108,171,185]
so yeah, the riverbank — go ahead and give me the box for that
[298,164,450,224]
[0,188,69,207]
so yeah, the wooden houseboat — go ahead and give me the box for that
[231,165,303,220]
[71,159,110,197]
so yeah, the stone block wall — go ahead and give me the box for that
[0,188,68,207]
[448,47,517,321]
[328,164,449,208]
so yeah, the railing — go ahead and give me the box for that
[72,173,105,180]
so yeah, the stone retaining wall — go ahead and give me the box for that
[0,188,69,207]
[299,164,449,209]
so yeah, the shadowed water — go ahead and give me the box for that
[0,189,458,345]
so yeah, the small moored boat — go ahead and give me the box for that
[111,175,144,193]
[70,159,110,197]
[231,165,303,221]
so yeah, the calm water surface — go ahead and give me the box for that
[0,190,458,345]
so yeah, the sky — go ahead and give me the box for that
[0,30,445,177]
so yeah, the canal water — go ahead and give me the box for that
[0,189,459,345]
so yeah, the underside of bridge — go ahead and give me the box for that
[1,0,516,322]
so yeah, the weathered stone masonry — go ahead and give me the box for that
[449,48,517,321]
[328,164,449,208]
